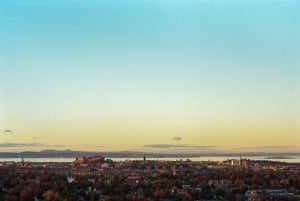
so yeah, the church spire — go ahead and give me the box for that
[21,156,25,167]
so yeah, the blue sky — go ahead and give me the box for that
[0,0,299,152]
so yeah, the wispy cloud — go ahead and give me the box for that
[228,145,299,153]
[53,145,65,148]
[3,129,12,133]
[141,144,221,154]
[172,137,182,141]
[143,144,218,150]
[144,144,185,148]
[0,143,65,148]
[238,146,292,150]
[252,146,290,149]
[0,143,44,147]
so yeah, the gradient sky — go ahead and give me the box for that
[1,0,299,153]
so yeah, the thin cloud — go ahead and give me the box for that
[144,144,186,148]
[53,145,65,148]
[255,146,289,149]
[242,146,291,150]
[0,143,65,148]
[3,129,12,133]
[172,137,182,141]
[189,145,219,149]
[0,143,44,147]
[143,144,218,150]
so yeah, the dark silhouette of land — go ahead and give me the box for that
[0,149,299,159]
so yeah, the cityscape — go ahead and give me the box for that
[0,155,300,200]
[1,0,300,200]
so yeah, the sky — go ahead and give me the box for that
[0,0,299,153]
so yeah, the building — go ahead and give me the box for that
[74,156,87,164]
[74,156,105,165]
[87,156,104,163]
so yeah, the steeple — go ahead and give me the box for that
[21,156,25,167]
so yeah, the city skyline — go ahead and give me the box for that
[1,0,299,153]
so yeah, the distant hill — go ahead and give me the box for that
[0,150,190,158]
[0,150,298,159]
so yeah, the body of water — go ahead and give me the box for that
[112,156,300,163]
[1,155,300,163]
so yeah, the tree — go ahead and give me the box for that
[43,189,55,201]
[20,186,33,201]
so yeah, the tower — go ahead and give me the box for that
[21,156,25,167]
[143,154,146,162]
